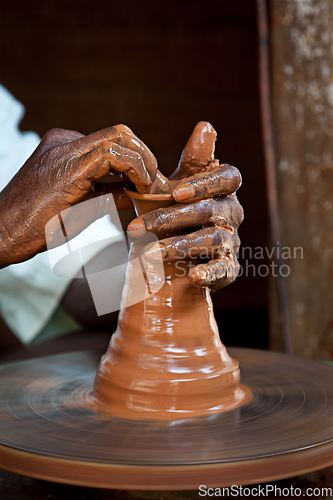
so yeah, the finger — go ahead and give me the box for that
[71,124,158,184]
[149,170,171,194]
[77,141,152,193]
[143,227,227,262]
[173,163,242,203]
[170,122,217,180]
[127,195,243,238]
[127,200,212,238]
[188,257,240,289]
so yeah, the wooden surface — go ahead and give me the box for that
[269,0,333,360]
[0,467,332,500]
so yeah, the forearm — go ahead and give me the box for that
[0,222,38,269]
[0,180,46,268]
[0,222,17,269]
[0,179,23,268]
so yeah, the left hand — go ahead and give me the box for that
[0,125,157,268]
[127,122,244,291]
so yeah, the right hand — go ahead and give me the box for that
[128,122,244,291]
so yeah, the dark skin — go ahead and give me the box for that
[0,125,155,267]
[129,121,243,290]
[0,122,243,352]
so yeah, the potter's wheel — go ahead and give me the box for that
[0,348,332,489]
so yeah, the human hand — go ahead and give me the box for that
[128,122,243,290]
[0,125,157,267]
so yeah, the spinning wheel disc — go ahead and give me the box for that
[0,348,332,489]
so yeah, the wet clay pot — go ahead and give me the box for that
[91,190,250,419]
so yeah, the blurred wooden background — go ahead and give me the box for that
[269,0,333,361]
[0,0,269,350]
[1,0,331,359]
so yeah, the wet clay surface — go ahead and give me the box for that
[92,189,249,419]
[91,257,251,418]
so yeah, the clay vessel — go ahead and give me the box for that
[91,190,250,419]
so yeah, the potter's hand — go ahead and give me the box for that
[0,126,157,268]
[129,193,243,290]
[170,121,238,197]
[148,121,241,200]
[128,121,243,290]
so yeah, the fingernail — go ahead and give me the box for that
[143,242,167,262]
[127,218,146,238]
[173,185,196,202]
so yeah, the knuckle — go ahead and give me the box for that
[114,124,132,134]
[143,209,168,233]
[42,128,65,144]
[197,198,214,220]
[207,226,225,246]
[102,140,119,155]
[113,124,133,142]
[94,126,117,140]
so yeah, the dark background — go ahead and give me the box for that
[0,0,269,349]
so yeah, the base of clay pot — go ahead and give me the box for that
[90,272,253,420]
[91,188,252,420]
[90,254,252,419]
[88,383,252,420]
[87,344,252,420]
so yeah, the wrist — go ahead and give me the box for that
[0,245,15,270]
[0,222,19,268]
[0,193,29,268]
[0,190,15,267]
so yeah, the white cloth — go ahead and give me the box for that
[0,85,122,344]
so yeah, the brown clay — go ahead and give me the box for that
[91,123,247,417]
[91,189,251,419]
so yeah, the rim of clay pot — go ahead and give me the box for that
[124,188,173,201]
